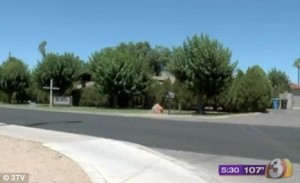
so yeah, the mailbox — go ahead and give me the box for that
[165,91,175,115]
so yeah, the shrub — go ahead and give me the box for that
[235,65,272,112]
[28,85,48,103]
[172,80,197,110]
[71,89,81,106]
[144,80,160,108]
[144,79,172,108]
[222,69,245,112]
[79,87,107,107]
[0,91,8,103]
[12,89,31,103]
[144,79,197,110]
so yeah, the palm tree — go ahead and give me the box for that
[38,41,47,59]
[293,58,300,84]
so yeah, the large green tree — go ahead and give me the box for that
[218,69,244,112]
[235,65,273,112]
[168,47,192,86]
[293,58,300,84]
[91,43,152,108]
[32,52,83,95]
[147,46,172,75]
[0,57,30,103]
[268,68,291,97]
[168,34,237,112]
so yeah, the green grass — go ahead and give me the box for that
[47,106,150,114]
[170,110,232,116]
[0,103,239,116]
[0,103,193,115]
[0,103,150,114]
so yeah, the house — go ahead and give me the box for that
[76,71,94,89]
[152,70,176,84]
[290,83,300,107]
[75,70,176,89]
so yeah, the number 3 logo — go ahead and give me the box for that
[267,158,285,179]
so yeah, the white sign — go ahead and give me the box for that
[53,96,72,106]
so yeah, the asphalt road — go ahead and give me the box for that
[0,107,299,163]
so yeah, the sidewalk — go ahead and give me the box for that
[0,123,215,183]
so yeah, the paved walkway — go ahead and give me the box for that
[0,123,216,183]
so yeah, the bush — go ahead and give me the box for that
[144,79,197,110]
[158,79,173,107]
[268,68,291,98]
[172,80,197,110]
[143,80,159,108]
[0,91,8,103]
[144,79,172,108]
[28,85,48,103]
[234,65,272,112]
[12,89,31,103]
[79,87,107,107]
[71,89,81,106]
[221,69,245,112]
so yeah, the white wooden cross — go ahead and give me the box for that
[43,79,59,107]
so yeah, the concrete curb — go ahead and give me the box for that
[0,124,214,183]
[0,105,262,121]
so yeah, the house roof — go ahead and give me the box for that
[290,83,300,90]
[153,71,176,84]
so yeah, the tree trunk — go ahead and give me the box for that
[7,93,12,104]
[141,95,145,108]
[113,93,118,108]
[196,93,203,114]
[128,95,133,108]
[213,97,218,111]
[298,67,300,85]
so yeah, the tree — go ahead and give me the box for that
[168,34,237,112]
[133,41,151,58]
[116,41,151,62]
[293,58,300,84]
[168,47,192,87]
[91,43,152,108]
[268,68,291,97]
[32,52,83,95]
[38,41,47,59]
[172,80,197,110]
[147,46,172,75]
[155,79,173,106]
[218,69,244,112]
[0,57,30,103]
[235,65,272,112]
[79,86,107,107]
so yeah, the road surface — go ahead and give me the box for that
[0,107,299,164]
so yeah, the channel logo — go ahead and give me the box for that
[265,158,293,179]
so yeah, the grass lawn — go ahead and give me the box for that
[0,103,150,114]
[47,106,151,114]
[0,103,238,116]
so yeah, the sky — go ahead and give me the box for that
[0,0,299,83]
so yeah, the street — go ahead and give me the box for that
[0,107,299,164]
